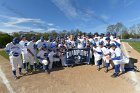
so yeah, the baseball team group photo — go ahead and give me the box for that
[0,0,140,93]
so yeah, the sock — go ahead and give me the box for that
[19,68,22,73]
[114,65,119,74]
[30,65,33,71]
[12,70,16,76]
[44,65,48,70]
[26,62,29,70]
[39,63,43,69]
[34,63,37,69]
[23,63,26,70]
[97,60,101,68]
[106,63,110,70]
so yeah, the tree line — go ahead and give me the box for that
[106,22,140,39]
[0,29,84,48]
[0,22,140,48]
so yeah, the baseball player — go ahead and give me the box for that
[37,44,50,74]
[67,35,76,48]
[58,42,67,66]
[99,42,110,72]
[110,32,121,48]
[98,33,105,43]
[36,36,48,50]
[105,32,111,38]
[5,37,23,79]
[26,36,37,73]
[19,35,29,72]
[86,34,94,59]
[93,32,99,46]
[93,43,103,71]
[108,43,123,78]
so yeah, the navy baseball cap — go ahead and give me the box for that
[31,36,36,40]
[92,43,97,46]
[106,37,110,40]
[20,35,26,39]
[40,36,45,40]
[41,44,47,49]
[106,32,110,35]
[86,33,91,36]
[106,43,110,46]
[12,37,19,44]
[110,43,116,47]
[99,41,104,45]
[112,32,116,36]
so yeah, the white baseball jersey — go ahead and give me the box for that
[88,38,95,44]
[109,48,115,58]
[114,48,122,59]
[101,47,109,55]
[19,40,29,54]
[37,50,48,60]
[5,42,22,57]
[36,40,48,49]
[67,39,76,48]
[77,38,84,48]
[27,41,36,55]
[93,46,102,59]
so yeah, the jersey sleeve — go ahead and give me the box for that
[27,42,31,49]
[37,51,41,58]
[5,43,11,54]
[115,48,121,57]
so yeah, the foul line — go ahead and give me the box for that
[122,42,140,93]
[122,42,130,57]
[128,43,133,49]
[0,66,15,93]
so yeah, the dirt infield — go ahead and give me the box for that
[0,42,140,93]
[0,80,8,93]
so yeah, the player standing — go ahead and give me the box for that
[19,35,29,72]
[27,36,37,73]
[5,37,23,79]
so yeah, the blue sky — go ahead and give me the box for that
[0,0,140,33]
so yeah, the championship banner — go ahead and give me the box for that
[65,48,90,65]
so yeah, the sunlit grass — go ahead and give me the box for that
[0,50,9,60]
[128,41,140,53]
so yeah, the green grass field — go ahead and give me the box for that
[128,41,140,53]
[0,50,9,60]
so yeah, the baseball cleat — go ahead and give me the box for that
[19,72,24,76]
[97,68,100,71]
[14,76,18,80]
[105,69,108,73]
[45,70,50,74]
[111,73,118,78]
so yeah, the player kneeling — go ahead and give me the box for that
[108,43,129,78]
[37,45,50,74]
[5,37,23,79]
